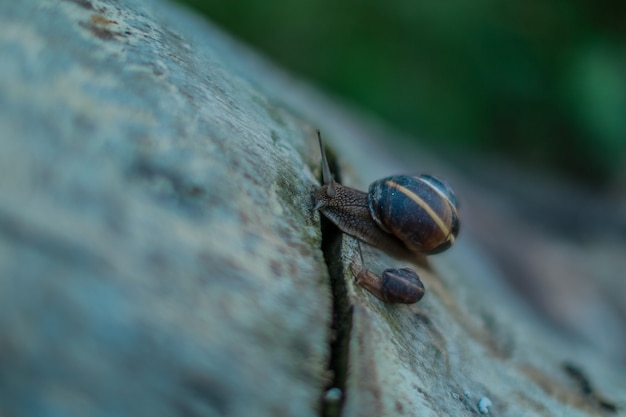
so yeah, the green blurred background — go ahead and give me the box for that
[175,0,626,186]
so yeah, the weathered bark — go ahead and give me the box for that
[0,1,624,417]
[0,1,329,416]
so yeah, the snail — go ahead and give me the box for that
[351,242,425,304]
[314,130,460,303]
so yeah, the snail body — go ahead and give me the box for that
[314,130,459,304]
[314,133,460,259]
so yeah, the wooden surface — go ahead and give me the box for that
[0,0,625,416]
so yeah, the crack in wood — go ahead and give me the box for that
[317,148,353,417]
[319,217,353,417]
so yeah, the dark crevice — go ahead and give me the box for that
[317,147,353,417]
[319,216,353,417]
[562,362,619,413]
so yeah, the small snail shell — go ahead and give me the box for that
[350,241,425,304]
[353,265,425,304]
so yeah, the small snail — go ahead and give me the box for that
[314,130,460,303]
[351,242,425,304]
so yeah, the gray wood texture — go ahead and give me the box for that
[1,0,624,416]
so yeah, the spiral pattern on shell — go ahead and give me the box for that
[368,175,460,254]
